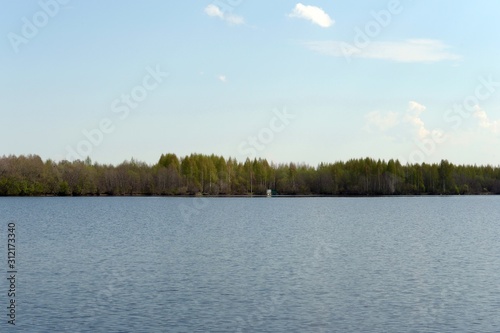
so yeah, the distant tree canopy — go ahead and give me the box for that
[0,153,500,196]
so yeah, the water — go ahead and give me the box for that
[1,196,500,332]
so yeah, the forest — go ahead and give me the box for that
[1,153,500,196]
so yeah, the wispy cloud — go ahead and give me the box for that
[218,75,227,83]
[304,39,461,63]
[364,111,399,132]
[289,3,334,28]
[205,4,244,25]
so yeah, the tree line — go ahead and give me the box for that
[0,153,500,196]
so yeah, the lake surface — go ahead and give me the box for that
[1,196,500,332]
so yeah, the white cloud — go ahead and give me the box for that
[205,4,223,18]
[304,39,461,63]
[204,4,244,25]
[406,101,430,139]
[474,106,500,133]
[218,75,227,83]
[365,101,431,141]
[365,103,500,165]
[289,3,334,28]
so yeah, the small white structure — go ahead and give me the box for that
[266,189,272,197]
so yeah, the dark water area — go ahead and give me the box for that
[1,196,499,332]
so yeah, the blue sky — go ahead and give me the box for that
[2,0,500,166]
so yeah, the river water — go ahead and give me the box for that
[1,196,499,332]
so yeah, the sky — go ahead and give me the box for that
[2,0,500,166]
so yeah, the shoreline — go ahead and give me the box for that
[1,193,497,198]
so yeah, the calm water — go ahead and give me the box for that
[1,196,500,332]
